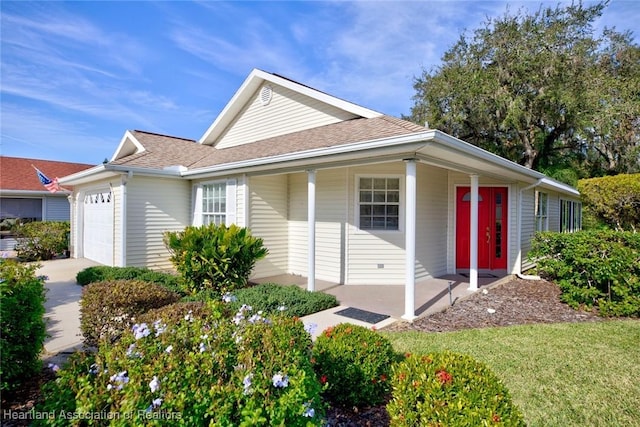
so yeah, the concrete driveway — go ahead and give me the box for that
[37,257,99,364]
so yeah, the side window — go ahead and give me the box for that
[535,191,548,232]
[560,200,582,232]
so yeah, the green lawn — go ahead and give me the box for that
[383,320,640,427]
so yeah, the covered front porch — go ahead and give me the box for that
[252,273,510,320]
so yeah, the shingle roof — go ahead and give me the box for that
[109,116,427,171]
[0,156,93,192]
[110,131,209,169]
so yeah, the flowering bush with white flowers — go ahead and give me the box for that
[37,300,324,426]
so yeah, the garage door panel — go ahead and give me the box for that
[83,190,113,265]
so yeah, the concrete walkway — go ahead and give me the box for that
[38,257,99,365]
[35,258,508,364]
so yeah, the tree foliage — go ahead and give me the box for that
[408,1,639,178]
[578,173,640,231]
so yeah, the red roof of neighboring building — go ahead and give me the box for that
[0,156,94,192]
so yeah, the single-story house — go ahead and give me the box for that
[0,156,93,251]
[60,69,582,319]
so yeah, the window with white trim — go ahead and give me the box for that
[560,199,582,232]
[202,182,226,225]
[535,191,548,232]
[358,177,400,230]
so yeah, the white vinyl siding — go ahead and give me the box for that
[215,84,358,149]
[126,176,191,270]
[287,170,347,284]
[520,187,536,272]
[250,174,289,278]
[415,164,449,280]
[348,163,406,285]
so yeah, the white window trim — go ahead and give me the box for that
[354,174,404,233]
[535,191,549,232]
[192,179,237,227]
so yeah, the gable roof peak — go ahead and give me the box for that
[198,68,383,146]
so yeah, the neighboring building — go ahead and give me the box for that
[60,69,581,319]
[0,156,93,251]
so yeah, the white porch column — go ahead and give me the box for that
[469,174,479,291]
[307,170,316,292]
[403,159,417,321]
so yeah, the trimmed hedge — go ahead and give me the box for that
[0,260,47,392]
[164,223,267,296]
[13,221,69,261]
[312,324,396,407]
[227,283,339,318]
[578,173,640,231]
[387,351,526,426]
[76,266,183,295]
[80,279,180,347]
[530,231,640,316]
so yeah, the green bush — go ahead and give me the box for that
[221,283,338,317]
[76,266,183,295]
[387,351,526,426]
[0,259,47,392]
[312,323,395,407]
[38,304,324,426]
[530,231,640,317]
[578,173,640,231]
[164,223,268,296]
[13,221,69,261]
[80,279,180,347]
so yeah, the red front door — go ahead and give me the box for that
[456,187,508,270]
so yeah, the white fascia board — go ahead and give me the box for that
[59,164,182,186]
[184,132,434,178]
[110,130,145,162]
[198,69,383,145]
[430,130,579,196]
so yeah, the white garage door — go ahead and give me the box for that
[83,189,114,265]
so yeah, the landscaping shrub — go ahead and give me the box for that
[226,283,339,317]
[0,259,47,392]
[76,266,183,295]
[578,173,640,231]
[530,231,640,317]
[13,220,69,261]
[164,223,267,296]
[387,351,526,426]
[80,279,180,347]
[38,304,324,426]
[312,323,395,407]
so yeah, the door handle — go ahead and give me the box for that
[486,226,491,243]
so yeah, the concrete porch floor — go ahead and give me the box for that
[252,273,512,320]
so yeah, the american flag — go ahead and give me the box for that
[33,166,62,193]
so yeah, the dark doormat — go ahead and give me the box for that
[460,273,497,278]
[335,307,390,324]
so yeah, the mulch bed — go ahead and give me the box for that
[2,278,601,427]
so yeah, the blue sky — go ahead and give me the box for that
[1,1,638,165]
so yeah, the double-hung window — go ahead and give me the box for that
[202,182,226,225]
[535,191,548,232]
[358,177,400,231]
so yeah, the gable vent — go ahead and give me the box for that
[260,85,273,106]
